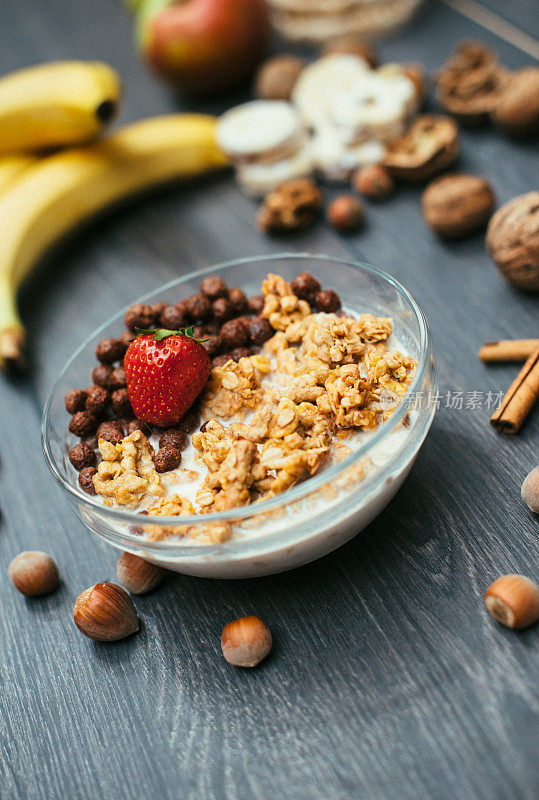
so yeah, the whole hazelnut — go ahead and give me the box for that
[484,575,539,629]
[491,68,539,137]
[74,582,139,641]
[95,338,124,364]
[254,55,304,101]
[315,289,341,313]
[69,411,97,437]
[9,551,60,596]
[221,615,272,667]
[124,303,154,332]
[117,552,166,595]
[69,442,97,471]
[422,174,495,238]
[79,466,97,494]
[354,164,395,201]
[521,466,539,513]
[200,275,228,300]
[65,389,87,414]
[486,192,539,291]
[321,35,378,68]
[327,195,364,233]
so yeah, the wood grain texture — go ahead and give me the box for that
[0,1,538,799]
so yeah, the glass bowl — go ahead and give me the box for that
[42,254,436,578]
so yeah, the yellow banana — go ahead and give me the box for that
[0,61,122,155]
[0,155,40,193]
[0,113,229,371]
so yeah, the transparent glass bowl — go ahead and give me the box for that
[42,254,436,578]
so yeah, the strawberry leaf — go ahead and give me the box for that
[134,327,209,343]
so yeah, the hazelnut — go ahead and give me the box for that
[9,551,59,596]
[154,445,181,473]
[422,174,495,239]
[249,317,273,346]
[221,615,272,667]
[108,367,127,390]
[254,55,304,101]
[321,34,378,68]
[69,411,97,437]
[65,389,87,414]
[328,195,364,233]
[84,384,109,417]
[117,552,166,595]
[291,272,321,302]
[183,294,212,322]
[92,364,113,389]
[212,297,234,323]
[354,164,395,201]
[95,338,124,364]
[486,192,539,291]
[315,289,341,313]
[384,115,459,182]
[79,465,97,494]
[484,575,539,629]
[248,295,265,315]
[220,318,249,350]
[160,304,188,329]
[111,387,133,417]
[69,442,96,471]
[228,287,248,315]
[258,178,323,233]
[200,275,228,300]
[491,68,539,137]
[124,303,154,332]
[158,429,188,450]
[521,466,539,513]
[96,420,124,445]
[74,582,139,641]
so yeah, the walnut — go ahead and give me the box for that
[491,68,539,138]
[93,430,164,506]
[486,192,539,292]
[258,179,322,233]
[254,55,304,101]
[422,174,495,239]
[436,40,508,125]
[383,115,459,183]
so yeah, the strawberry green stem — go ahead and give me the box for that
[135,326,208,343]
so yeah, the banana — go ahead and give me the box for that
[0,61,122,155]
[0,155,40,193]
[0,114,229,371]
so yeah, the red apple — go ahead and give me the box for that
[139,0,271,95]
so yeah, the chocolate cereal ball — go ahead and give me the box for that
[228,287,248,315]
[111,388,133,417]
[230,347,251,361]
[69,442,97,471]
[119,330,137,351]
[249,317,273,346]
[248,295,265,315]
[315,289,341,313]
[84,385,109,417]
[96,420,124,445]
[200,275,228,300]
[184,294,212,323]
[291,272,321,302]
[159,429,188,450]
[154,446,181,473]
[126,419,152,436]
[82,435,98,450]
[177,406,201,434]
[201,335,222,358]
[212,297,234,323]
[150,301,167,319]
[65,389,87,414]
[220,318,249,350]
[212,354,231,368]
[160,304,187,330]
[92,364,113,389]
[95,338,124,364]
[79,466,97,494]
[124,303,154,332]
[69,411,97,437]
[108,367,127,390]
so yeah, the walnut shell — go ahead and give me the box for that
[491,68,539,137]
[422,174,495,239]
[486,192,539,292]
[383,115,459,182]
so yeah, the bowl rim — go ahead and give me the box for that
[42,252,432,541]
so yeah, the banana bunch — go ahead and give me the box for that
[0,61,229,372]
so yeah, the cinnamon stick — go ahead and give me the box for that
[490,346,539,434]
[479,339,539,363]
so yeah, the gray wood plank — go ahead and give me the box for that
[0,1,538,799]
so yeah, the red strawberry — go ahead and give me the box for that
[124,327,211,427]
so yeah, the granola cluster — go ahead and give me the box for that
[89,271,416,543]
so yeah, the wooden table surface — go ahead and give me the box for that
[0,2,537,798]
